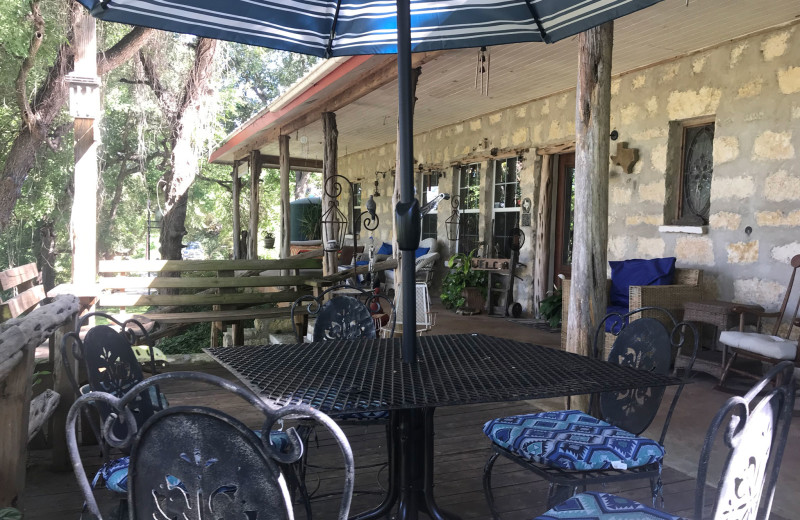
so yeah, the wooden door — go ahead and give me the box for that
[553,152,575,281]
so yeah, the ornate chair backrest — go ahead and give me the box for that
[60,312,160,446]
[66,371,355,520]
[695,361,795,520]
[130,407,292,519]
[291,284,395,342]
[769,254,800,337]
[593,307,698,437]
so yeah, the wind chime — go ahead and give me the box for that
[475,46,490,96]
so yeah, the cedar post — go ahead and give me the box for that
[566,22,613,412]
[322,112,338,276]
[50,317,78,471]
[68,10,99,288]
[248,150,262,259]
[534,153,552,314]
[279,135,291,259]
[0,343,34,507]
[232,159,242,259]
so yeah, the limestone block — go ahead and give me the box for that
[454,123,464,134]
[541,100,550,115]
[762,31,790,61]
[712,136,739,164]
[771,242,800,264]
[512,127,528,146]
[729,42,748,68]
[764,170,800,201]
[692,55,708,74]
[548,121,564,141]
[632,74,647,89]
[737,78,763,98]
[793,105,800,119]
[753,131,795,161]
[709,211,741,230]
[675,236,714,266]
[632,128,667,140]
[533,124,542,143]
[660,64,679,83]
[756,210,800,227]
[621,104,641,125]
[639,181,663,203]
[470,119,482,131]
[556,94,568,109]
[727,240,759,264]
[711,175,755,201]
[625,214,662,226]
[733,278,786,309]
[489,113,502,125]
[608,236,629,260]
[778,66,800,94]
[611,187,632,205]
[516,106,527,118]
[650,144,667,173]
[500,135,509,149]
[667,88,722,120]
[645,97,658,116]
[636,238,665,258]
[744,112,765,122]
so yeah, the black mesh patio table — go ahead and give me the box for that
[205,334,683,520]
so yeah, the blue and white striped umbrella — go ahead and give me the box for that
[75,0,662,363]
[75,0,662,57]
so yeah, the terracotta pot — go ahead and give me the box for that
[461,287,485,313]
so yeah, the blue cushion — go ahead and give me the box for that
[483,410,665,471]
[534,492,681,519]
[604,305,630,333]
[376,242,393,255]
[414,246,430,258]
[355,260,369,266]
[609,258,676,307]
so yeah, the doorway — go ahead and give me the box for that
[553,152,575,281]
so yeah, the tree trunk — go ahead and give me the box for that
[37,220,56,293]
[534,153,552,314]
[321,112,338,275]
[158,38,218,260]
[232,159,242,259]
[279,135,291,259]
[566,22,613,411]
[248,150,261,259]
[294,171,310,199]
[0,1,153,228]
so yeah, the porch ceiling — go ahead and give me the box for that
[211,0,800,166]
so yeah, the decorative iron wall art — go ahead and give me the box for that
[445,195,460,242]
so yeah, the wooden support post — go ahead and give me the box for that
[567,22,613,412]
[232,159,242,259]
[0,343,35,508]
[50,316,78,471]
[279,135,291,260]
[322,112,338,276]
[248,150,262,260]
[534,153,553,314]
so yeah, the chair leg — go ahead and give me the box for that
[718,349,738,387]
[482,452,503,520]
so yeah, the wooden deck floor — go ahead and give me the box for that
[23,361,789,520]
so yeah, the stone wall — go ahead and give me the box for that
[338,23,800,316]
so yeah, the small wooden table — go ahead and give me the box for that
[676,300,763,381]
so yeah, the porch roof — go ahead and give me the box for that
[210,0,799,167]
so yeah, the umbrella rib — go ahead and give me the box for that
[325,0,344,58]
[523,0,550,43]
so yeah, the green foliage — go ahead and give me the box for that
[32,369,51,388]
[299,203,322,241]
[539,287,563,328]
[156,322,212,355]
[440,249,487,310]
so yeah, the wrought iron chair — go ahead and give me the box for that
[67,371,354,520]
[533,360,795,520]
[380,282,436,337]
[482,307,698,516]
[718,254,800,387]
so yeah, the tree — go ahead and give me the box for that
[0,0,154,228]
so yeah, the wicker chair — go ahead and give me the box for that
[560,268,703,356]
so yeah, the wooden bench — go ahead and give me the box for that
[93,258,323,346]
[0,263,46,322]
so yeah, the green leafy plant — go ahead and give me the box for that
[299,203,322,241]
[440,249,487,310]
[538,286,563,328]
[156,322,212,354]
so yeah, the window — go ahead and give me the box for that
[458,163,481,254]
[421,172,439,240]
[351,182,361,234]
[677,123,714,225]
[491,157,522,258]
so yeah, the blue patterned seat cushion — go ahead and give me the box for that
[534,492,683,519]
[92,431,292,493]
[483,410,665,471]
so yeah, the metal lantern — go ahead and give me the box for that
[445,195,461,242]
[321,175,349,252]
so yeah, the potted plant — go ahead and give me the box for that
[440,248,487,313]
[263,230,276,249]
[538,284,562,328]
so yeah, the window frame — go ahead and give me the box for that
[491,157,522,259]
[457,163,482,254]
[676,120,715,225]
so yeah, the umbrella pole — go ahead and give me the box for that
[396,0,417,364]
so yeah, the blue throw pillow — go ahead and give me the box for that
[609,257,676,307]
[414,247,430,258]
[376,242,392,256]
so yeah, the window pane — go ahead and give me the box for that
[460,164,481,210]
[458,213,480,254]
[422,214,438,240]
[492,212,520,259]
[353,183,362,208]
